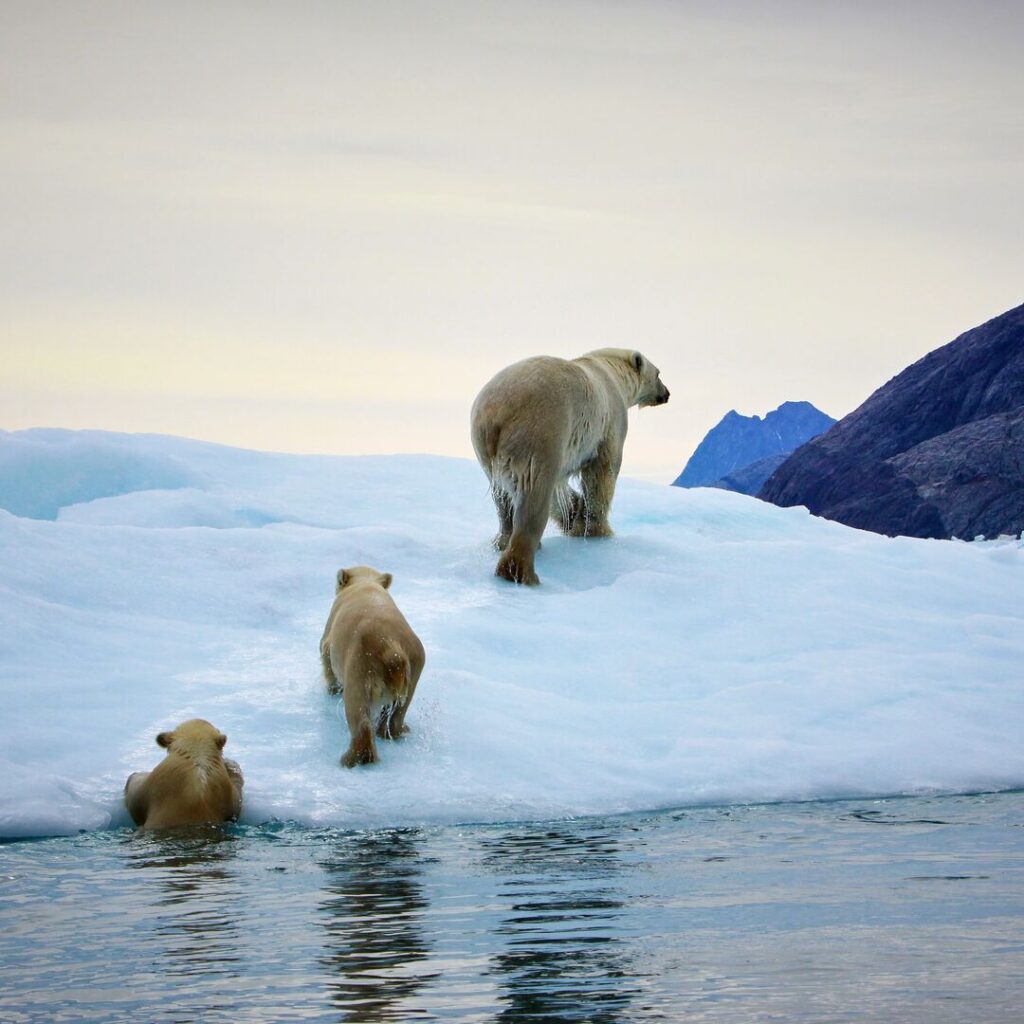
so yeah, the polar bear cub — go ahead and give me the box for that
[124,718,244,829]
[320,566,426,767]
[471,348,670,585]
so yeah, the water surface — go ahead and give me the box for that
[3,791,1023,1022]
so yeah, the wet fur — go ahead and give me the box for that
[124,718,243,829]
[471,348,670,585]
[320,566,426,767]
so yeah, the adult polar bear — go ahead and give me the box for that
[471,349,670,585]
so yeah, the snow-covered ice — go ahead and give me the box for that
[1,427,1022,839]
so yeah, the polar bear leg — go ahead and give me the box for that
[341,686,379,767]
[321,642,341,694]
[571,442,620,538]
[223,759,245,820]
[496,469,555,585]
[490,486,514,550]
[124,771,151,826]
[384,666,418,739]
[379,694,414,741]
[551,483,583,535]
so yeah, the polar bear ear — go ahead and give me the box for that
[631,351,645,373]
[156,731,174,748]
[337,568,350,589]
[216,733,227,749]
[379,572,393,590]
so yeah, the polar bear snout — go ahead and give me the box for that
[641,381,670,407]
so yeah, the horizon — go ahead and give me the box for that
[3,2,1023,482]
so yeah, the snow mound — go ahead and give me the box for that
[1,429,1021,838]
[0,429,199,520]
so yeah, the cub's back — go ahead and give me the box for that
[142,756,237,828]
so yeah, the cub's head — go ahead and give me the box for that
[335,565,393,594]
[156,718,228,755]
[628,351,670,407]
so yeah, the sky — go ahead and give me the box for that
[2,1,1022,481]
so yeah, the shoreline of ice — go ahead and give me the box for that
[2,428,1022,839]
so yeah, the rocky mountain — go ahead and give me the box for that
[709,452,791,496]
[759,302,1024,540]
[673,401,836,491]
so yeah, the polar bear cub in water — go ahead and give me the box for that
[320,566,426,767]
[124,718,244,829]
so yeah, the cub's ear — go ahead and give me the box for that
[379,572,393,590]
[632,351,645,373]
[337,568,350,589]
[216,733,227,749]
[156,731,174,748]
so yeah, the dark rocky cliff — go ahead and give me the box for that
[759,303,1024,539]
[710,452,791,496]
[673,401,836,489]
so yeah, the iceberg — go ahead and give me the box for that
[1,429,1021,839]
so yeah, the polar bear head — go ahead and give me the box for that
[584,348,670,408]
[628,351,670,407]
[156,718,228,754]
[336,565,393,594]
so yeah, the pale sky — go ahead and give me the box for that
[2,1,1022,481]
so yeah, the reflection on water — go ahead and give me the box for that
[1,792,1023,1022]
[481,826,641,1023]
[126,827,242,981]
[318,828,438,1022]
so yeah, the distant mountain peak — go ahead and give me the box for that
[673,401,836,489]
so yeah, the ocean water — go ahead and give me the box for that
[3,790,1023,1023]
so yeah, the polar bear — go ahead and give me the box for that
[470,348,670,585]
[320,566,426,767]
[124,718,244,829]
